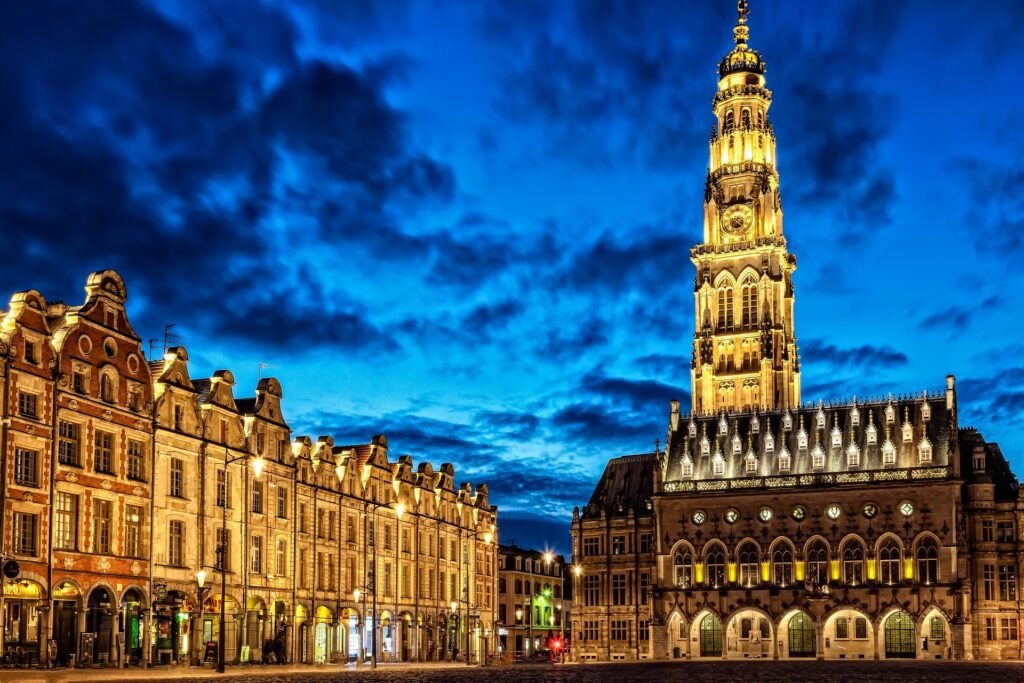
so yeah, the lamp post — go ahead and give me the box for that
[352,586,372,668]
[215,451,265,673]
[394,503,404,663]
[361,500,399,669]
[543,552,565,660]
[194,570,208,666]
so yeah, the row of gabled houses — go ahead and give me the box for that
[0,269,498,668]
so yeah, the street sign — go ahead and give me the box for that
[2,559,20,580]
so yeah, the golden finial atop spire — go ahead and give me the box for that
[734,0,750,46]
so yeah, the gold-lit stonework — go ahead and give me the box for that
[691,0,799,414]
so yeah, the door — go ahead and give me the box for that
[699,614,723,657]
[788,613,815,658]
[54,603,76,666]
[884,611,916,659]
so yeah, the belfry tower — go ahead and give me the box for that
[690,1,800,414]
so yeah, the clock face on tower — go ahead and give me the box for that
[722,203,753,237]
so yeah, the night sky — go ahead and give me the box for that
[2,1,1023,553]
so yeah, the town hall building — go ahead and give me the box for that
[571,1,1023,662]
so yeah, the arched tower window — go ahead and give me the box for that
[757,110,764,128]
[738,542,759,587]
[879,539,902,585]
[100,373,115,403]
[674,552,693,588]
[705,547,726,588]
[741,277,758,327]
[842,540,865,585]
[741,108,751,129]
[916,538,939,585]
[724,110,735,133]
[717,287,734,331]
[806,540,829,588]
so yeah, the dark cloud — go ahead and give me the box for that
[634,353,690,377]
[474,410,541,441]
[919,306,972,333]
[497,511,572,554]
[953,158,1024,257]
[534,316,610,361]
[0,0,452,356]
[958,367,1024,426]
[579,370,684,413]
[800,339,908,369]
[550,403,657,445]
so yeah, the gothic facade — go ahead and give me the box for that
[0,270,499,668]
[571,2,1023,663]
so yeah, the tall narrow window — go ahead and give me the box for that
[916,538,938,584]
[252,480,264,514]
[93,499,112,554]
[94,431,114,475]
[169,458,184,498]
[17,392,37,419]
[717,287,734,330]
[12,513,37,555]
[276,488,287,519]
[276,538,287,576]
[251,535,263,573]
[126,505,143,558]
[168,519,184,566]
[58,421,81,466]
[741,277,758,326]
[100,374,114,403]
[127,440,145,481]
[216,469,228,507]
[724,110,735,133]
[54,492,79,550]
[674,552,693,588]
[14,447,39,487]
[773,546,794,587]
[806,540,829,588]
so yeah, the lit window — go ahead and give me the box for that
[724,509,739,524]
[712,454,724,476]
[764,432,774,453]
[811,445,825,469]
[758,507,772,522]
[900,501,914,517]
[846,443,860,467]
[918,438,933,464]
[863,503,878,519]
[681,457,694,478]
[882,439,896,466]
[831,426,842,448]
[791,506,806,521]
[826,505,842,520]
[692,510,706,525]
[778,447,791,472]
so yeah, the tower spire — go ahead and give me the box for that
[734,0,750,47]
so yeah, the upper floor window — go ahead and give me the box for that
[712,454,724,477]
[674,552,693,588]
[17,392,37,419]
[724,110,735,133]
[879,539,901,585]
[764,432,774,453]
[916,538,938,584]
[681,457,693,478]
[127,440,146,481]
[741,277,758,326]
[14,447,39,488]
[842,541,864,585]
[778,447,791,472]
[23,340,38,365]
[811,445,825,470]
[831,426,842,448]
[58,421,80,466]
[918,438,933,465]
[100,374,115,403]
[741,108,751,128]
[882,439,896,466]
[717,287,734,331]
[94,430,114,475]
[169,458,184,498]
[846,443,860,468]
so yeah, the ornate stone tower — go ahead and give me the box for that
[690,0,800,415]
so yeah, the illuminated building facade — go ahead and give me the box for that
[0,269,499,668]
[495,545,569,658]
[572,2,1023,663]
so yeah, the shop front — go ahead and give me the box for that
[119,588,146,665]
[51,581,81,667]
[201,594,239,664]
[85,586,117,666]
[295,604,309,663]
[269,599,289,663]
[313,605,332,664]
[152,589,192,664]
[2,579,44,666]
[244,597,266,663]
[341,607,360,662]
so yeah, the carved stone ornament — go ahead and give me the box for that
[96,557,112,573]
[68,399,79,411]
[132,487,144,497]
[102,410,112,421]
[65,471,78,483]
[133,420,144,430]
[143,401,154,415]
[101,481,113,490]
[61,556,76,570]
[58,373,69,387]
[21,491,33,502]
[25,424,34,434]
[131,561,142,576]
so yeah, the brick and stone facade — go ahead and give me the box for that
[0,269,499,668]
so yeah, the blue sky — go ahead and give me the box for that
[2,0,1022,553]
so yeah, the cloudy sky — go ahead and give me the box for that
[2,0,1022,552]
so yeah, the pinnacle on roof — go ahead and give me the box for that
[719,0,766,78]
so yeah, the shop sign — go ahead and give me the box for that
[3,580,41,598]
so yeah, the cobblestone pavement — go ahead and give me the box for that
[5,661,1024,683]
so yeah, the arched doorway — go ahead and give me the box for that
[667,612,686,658]
[313,606,332,663]
[698,613,723,657]
[202,594,240,664]
[787,612,816,658]
[52,581,81,666]
[921,610,950,659]
[884,611,916,659]
[380,611,394,661]
[341,608,360,661]
[245,597,266,663]
[270,600,289,663]
[727,609,771,658]
[120,588,145,665]
[399,612,414,662]
[294,605,309,663]
[86,586,117,665]
[823,610,872,659]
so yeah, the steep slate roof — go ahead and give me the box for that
[665,392,953,481]
[960,428,1020,501]
[582,453,655,520]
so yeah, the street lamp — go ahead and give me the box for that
[215,451,265,673]
[352,586,372,668]
[362,500,401,669]
[543,552,565,661]
[194,570,208,666]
